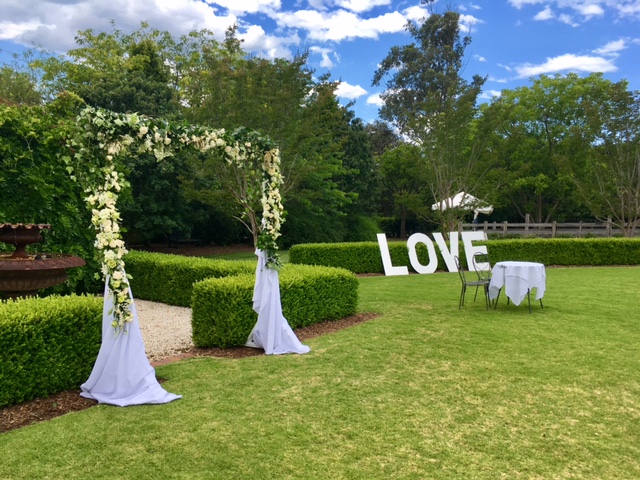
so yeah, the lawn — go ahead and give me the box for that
[1,267,639,479]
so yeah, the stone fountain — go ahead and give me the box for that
[0,223,86,299]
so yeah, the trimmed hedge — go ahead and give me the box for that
[289,240,445,273]
[192,264,358,348]
[482,238,640,266]
[0,295,102,408]
[126,250,255,306]
[289,238,640,273]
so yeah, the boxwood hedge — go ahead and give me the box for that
[0,295,102,408]
[125,250,255,306]
[192,264,358,348]
[289,238,640,273]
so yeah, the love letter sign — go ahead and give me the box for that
[376,231,488,276]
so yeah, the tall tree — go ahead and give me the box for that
[364,120,400,157]
[37,23,205,243]
[575,80,640,236]
[181,30,372,245]
[378,143,429,238]
[372,6,487,233]
[38,23,177,116]
[479,73,615,223]
[0,66,41,106]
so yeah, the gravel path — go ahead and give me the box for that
[135,300,194,362]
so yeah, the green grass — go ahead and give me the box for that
[1,267,639,479]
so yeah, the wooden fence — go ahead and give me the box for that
[459,216,626,238]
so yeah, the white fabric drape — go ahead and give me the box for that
[245,249,310,355]
[80,275,182,406]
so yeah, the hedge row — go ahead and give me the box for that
[192,264,358,348]
[0,295,102,408]
[289,238,640,273]
[484,238,640,266]
[288,241,442,274]
[125,250,255,306]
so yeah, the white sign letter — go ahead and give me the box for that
[377,233,409,276]
[432,232,459,272]
[461,231,488,271]
[407,233,438,274]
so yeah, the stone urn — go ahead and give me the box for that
[0,223,86,299]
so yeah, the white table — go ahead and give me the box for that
[488,261,546,312]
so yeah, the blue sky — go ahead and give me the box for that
[1,0,639,122]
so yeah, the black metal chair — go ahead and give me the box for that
[473,252,494,305]
[454,255,490,310]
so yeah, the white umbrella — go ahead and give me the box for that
[431,192,494,219]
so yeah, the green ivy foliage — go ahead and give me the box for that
[0,94,101,294]
[0,295,102,408]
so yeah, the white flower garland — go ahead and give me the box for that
[70,107,284,332]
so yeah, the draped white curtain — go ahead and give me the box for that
[80,275,182,406]
[245,249,310,355]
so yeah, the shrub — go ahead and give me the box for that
[0,295,102,408]
[192,264,358,348]
[289,238,640,273]
[125,250,255,306]
[483,238,640,266]
[289,241,446,274]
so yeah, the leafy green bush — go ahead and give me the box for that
[290,238,640,273]
[126,250,255,306]
[0,295,102,408]
[192,264,358,348]
[483,238,640,266]
[289,241,446,274]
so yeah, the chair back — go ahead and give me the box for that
[454,255,467,284]
[473,252,492,281]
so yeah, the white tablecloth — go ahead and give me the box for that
[488,261,546,306]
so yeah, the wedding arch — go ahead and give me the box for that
[68,106,308,406]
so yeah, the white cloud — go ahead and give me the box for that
[366,93,384,106]
[576,4,605,18]
[510,1,630,21]
[593,39,627,56]
[459,14,483,33]
[334,0,392,13]
[508,0,545,8]
[239,24,300,59]
[614,2,640,19]
[558,13,579,27]
[275,9,405,42]
[308,0,327,9]
[488,76,508,83]
[1,0,238,53]
[516,53,617,77]
[403,5,429,22]
[310,46,338,68]
[335,81,367,99]
[474,54,486,62]
[534,6,554,21]
[206,0,281,15]
[480,89,502,99]
[0,20,54,40]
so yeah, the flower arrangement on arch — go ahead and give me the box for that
[68,106,285,332]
